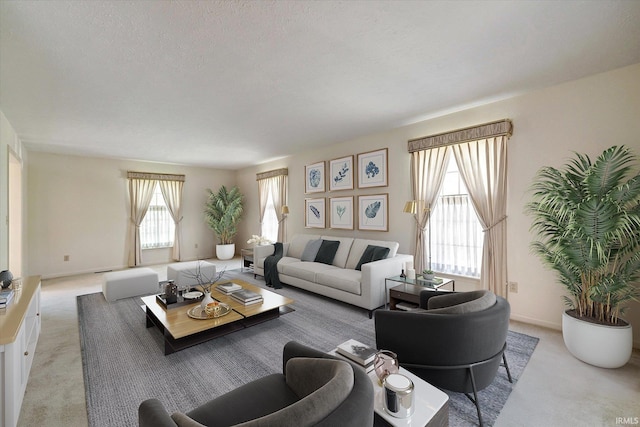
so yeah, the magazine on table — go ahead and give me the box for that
[231,296,264,306]
[333,351,375,373]
[216,282,242,294]
[230,289,263,305]
[336,339,377,366]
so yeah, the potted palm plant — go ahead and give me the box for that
[527,145,640,368]
[205,185,244,260]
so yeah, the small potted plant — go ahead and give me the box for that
[422,269,435,281]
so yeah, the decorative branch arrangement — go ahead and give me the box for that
[181,261,227,293]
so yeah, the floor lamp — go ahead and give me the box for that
[278,205,289,241]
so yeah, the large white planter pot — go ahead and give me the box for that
[216,243,235,260]
[562,311,632,369]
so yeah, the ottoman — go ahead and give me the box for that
[167,260,216,288]
[102,267,159,302]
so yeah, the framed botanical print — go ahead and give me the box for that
[329,196,354,230]
[305,161,326,193]
[357,148,388,188]
[305,198,326,228]
[358,193,388,231]
[329,155,354,191]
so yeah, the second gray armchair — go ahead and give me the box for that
[374,290,511,427]
[138,341,374,427]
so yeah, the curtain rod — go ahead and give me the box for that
[127,171,185,181]
[256,168,288,181]
[408,119,513,153]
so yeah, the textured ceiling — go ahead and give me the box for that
[1,1,640,168]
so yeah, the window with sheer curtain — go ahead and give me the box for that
[429,156,483,277]
[261,192,279,243]
[256,168,288,243]
[140,183,175,249]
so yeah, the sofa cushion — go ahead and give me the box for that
[288,234,322,259]
[355,245,391,271]
[300,239,323,262]
[427,290,497,314]
[315,240,341,265]
[315,269,362,295]
[280,260,337,282]
[276,257,302,273]
[321,235,354,268]
[345,239,399,270]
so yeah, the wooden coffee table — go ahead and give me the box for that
[142,279,293,355]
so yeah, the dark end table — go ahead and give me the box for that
[385,276,455,311]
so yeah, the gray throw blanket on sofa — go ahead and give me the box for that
[264,242,284,289]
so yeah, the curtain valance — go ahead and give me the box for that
[408,119,513,153]
[127,171,185,182]
[256,168,288,181]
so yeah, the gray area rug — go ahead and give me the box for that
[77,269,538,427]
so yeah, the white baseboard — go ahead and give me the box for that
[510,313,562,331]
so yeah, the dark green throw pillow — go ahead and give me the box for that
[355,245,390,271]
[314,240,340,265]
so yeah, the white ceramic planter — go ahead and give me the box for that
[216,243,235,260]
[562,311,633,369]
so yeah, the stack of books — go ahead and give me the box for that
[216,282,242,295]
[0,289,15,309]
[336,339,377,373]
[230,289,263,305]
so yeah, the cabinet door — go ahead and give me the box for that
[2,321,25,427]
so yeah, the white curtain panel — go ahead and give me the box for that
[270,174,288,242]
[128,178,157,267]
[159,179,184,262]
[410,146,450,273]
[451,136,508,296]
[257,178,270,235]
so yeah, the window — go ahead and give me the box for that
[261,191,278,243]
[429,156,483,277]
[140,183,175,249]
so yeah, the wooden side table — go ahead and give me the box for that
[385,276,455,311]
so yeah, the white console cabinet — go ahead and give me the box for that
[0,276,41,427]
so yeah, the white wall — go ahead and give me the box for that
[27,152,236,277]
[237,63,640,347]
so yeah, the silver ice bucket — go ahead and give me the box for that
[383,373,415,418]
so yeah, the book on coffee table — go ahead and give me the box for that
[336,339,377,366]
[216,282,242,294]
[231,289,263,305]
[0,289,15,308]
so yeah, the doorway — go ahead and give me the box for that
[8,148,22,277]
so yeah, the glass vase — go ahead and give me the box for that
[374,350,399,382]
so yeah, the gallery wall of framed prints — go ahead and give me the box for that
[304,147,389,231]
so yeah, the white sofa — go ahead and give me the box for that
[253,234,413,317]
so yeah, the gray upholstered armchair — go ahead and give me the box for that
[138,341,374,427]
[374,290,511,427]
